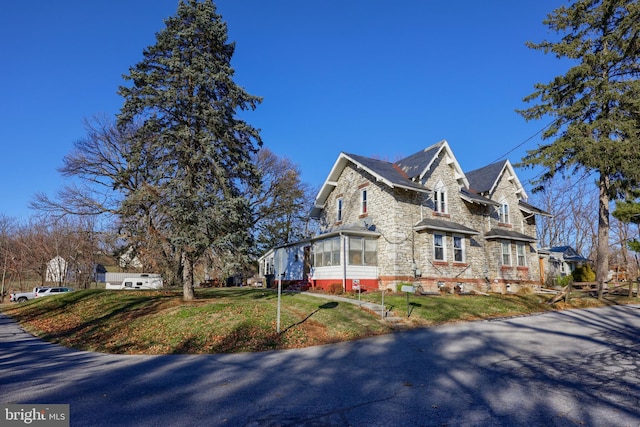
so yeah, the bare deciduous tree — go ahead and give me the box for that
[530,174,597,260]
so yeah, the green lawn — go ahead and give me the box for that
[1,287,636,354]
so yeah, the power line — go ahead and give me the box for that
[491,119,556,165]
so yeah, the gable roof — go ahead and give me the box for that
[310,152,430,218]
[310,142,546,219]
[466,160,527,199]
[345,153,429,192]
[395,140,469,187]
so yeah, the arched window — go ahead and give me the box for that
[499,199,510,224]
[433,180,447,214]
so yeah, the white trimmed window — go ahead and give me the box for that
[433,233,445,261]
[433,181,447,214]
[516,242,527,267]
[501,241,512,266]
[313,237,341,267]
[348,236,378,266]
[500,199,510,224]
[360,188,368,215]
[336,197,343,222]
[453,235,465,262]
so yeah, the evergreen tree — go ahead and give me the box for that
[117,0,262,300]
[613,192,640,253]
[517,0,640,297]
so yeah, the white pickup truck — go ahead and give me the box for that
[9,287,50,303]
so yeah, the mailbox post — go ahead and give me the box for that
[353,279,361,305]
[276,273,284,333]
[401,284,415,317]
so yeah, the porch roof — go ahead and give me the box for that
[413,218,479,235]
[312,222,381,240]
[485,228,537,242]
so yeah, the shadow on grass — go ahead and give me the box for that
[280,301,339,335]
[6,290,180,352]
[169,301,342,354]
[408,302,422,317]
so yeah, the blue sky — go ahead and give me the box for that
[0,0,567,221]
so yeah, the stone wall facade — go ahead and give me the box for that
[312,150,543,293]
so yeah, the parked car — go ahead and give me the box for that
[34,287,73,298]
[9,287,50,303]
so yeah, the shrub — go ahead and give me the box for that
[440,285,452,294]
[555,275,572,287]
[516,286,534,295]
[572,264,596,282]
[327,283,343,295]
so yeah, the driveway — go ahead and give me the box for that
[1,304,640,426]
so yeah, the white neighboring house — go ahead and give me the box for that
[258,240,310,287]
[46,256,71,284]
[118,247,143,269]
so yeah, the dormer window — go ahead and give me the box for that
[434,180,447,214]
[499,199,510,224]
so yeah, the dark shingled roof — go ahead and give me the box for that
[394,141,445,179]
[414,218,479,235]
[485,228,537,242]
[460,188,500,206]
[544,246,590,262]
[519,200,552,217]
[344,153,430,193]
[466,160,507,194]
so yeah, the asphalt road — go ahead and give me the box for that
[1,304,640,427]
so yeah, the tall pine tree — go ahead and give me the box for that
[117,0,262,300]
[518,0,640,297]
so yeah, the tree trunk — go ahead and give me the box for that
[182,251,196,301]
[596,173,610,300]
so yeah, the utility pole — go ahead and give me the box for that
[1,249,8,303]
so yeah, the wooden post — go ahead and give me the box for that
[564,280,572,303]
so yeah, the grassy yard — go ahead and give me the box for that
[1,287,637,354]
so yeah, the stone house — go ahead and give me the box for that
[260,140,550,293]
